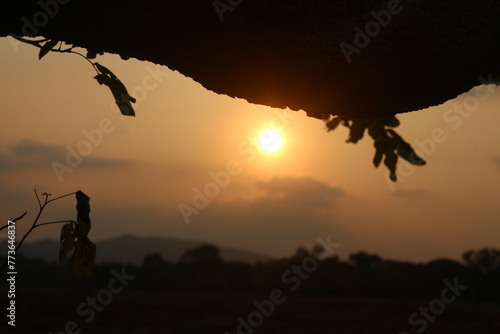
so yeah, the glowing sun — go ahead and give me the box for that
[257,128,283,153]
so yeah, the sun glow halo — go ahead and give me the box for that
[257,128,283,153]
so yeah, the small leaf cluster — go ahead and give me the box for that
[11,34,136,117]
[1,190,96,280]
[324,115,426,181]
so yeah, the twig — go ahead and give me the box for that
[9,33,100,75]
[34,189,41,208]
[0,211,27,232]
[47,191,76,204]
[1,191,77,272]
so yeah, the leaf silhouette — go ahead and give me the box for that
[326,117,340,132]
[72,237,96,280]
[347,120,367,143]
[86,50,97,59]
[94,63,136,116]
[95,63,113,76]
[386,129,426,166]
[397,141,426,166]
[75,190,91,238]
[39,39,59,60]
[324,115,426,182]
[373,139,385,167]
[381,116,400,127]
[59,222,74,265]
[71,190,96,279]
[384,149,398,181]
[368,122,384,141]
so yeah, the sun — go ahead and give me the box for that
[257,128,283,153]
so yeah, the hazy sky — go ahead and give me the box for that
[1,37,500,263]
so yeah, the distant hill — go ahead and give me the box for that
[16,234,273,265]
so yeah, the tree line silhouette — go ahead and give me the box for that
[6,245,500,302]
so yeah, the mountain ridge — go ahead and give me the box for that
[17,234,273,265]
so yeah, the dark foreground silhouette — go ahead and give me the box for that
[1,245,499,333]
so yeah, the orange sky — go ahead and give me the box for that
[1,37,500,263]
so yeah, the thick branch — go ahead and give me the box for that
[1,0,500,118]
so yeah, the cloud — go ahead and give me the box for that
[390,188,430,197]
[9,139,60,157]
[62,176,349,259]
[256,176,344,210]
[0,139,129,172]
[18,176,350,259]
[491,155,500,171]
[178,177,347,256]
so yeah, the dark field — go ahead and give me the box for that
[2,288,500,334]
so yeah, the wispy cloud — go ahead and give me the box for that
[256,176,344,210]
[491,155,500,171]
[390,188,430,197]
[0,139,129,172]
[78,176,349,257]
[177,177,347,256]
[9,139,61,156]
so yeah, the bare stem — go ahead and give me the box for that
[1,191,78,272]
[47,191,77,204]
[9,33,100,75]
[34,189,42,208]
[0,212,27,232]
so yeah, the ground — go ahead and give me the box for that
[3,288,500,333]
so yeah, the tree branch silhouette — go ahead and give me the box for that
[10,34,136,116]
[0,190,96,280]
